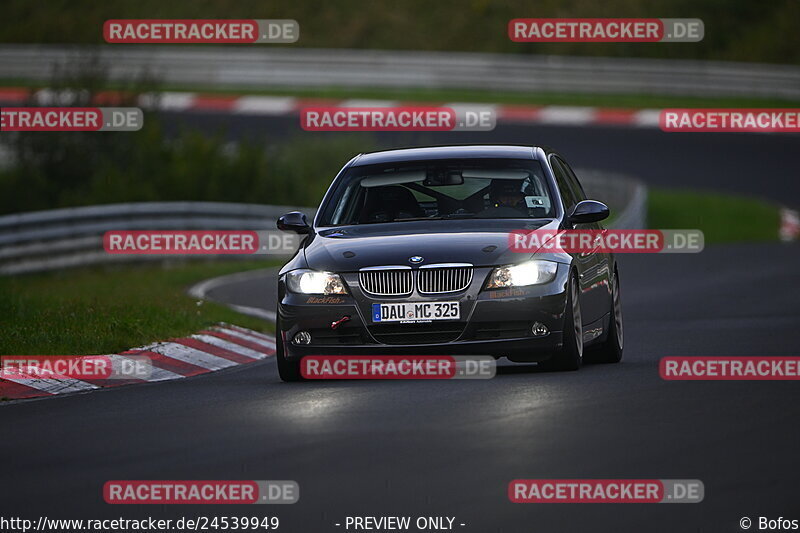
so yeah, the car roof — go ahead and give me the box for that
[351,145,541,166]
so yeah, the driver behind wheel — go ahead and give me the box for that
[475,179,527,217]
[492,179,525,208]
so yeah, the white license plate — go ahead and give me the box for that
[372,302,460,323]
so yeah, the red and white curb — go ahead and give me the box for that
[0,323,275,402]
[0,87,661,128]
[780,208,800,241]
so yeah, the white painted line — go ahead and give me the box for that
[226,304,276,322]
[212,326,276,349]
[233,96,297,114]
[190,334,269,360]
[2,376,98,395]
[187,268,275,299]
[187,268,278,322]
[144,342,238,371]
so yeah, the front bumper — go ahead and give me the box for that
[278,265,570,362]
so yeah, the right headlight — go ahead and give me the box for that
[286,269,348,295]
[484,260,558,289]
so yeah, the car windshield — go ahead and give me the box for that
[318,158,554,226]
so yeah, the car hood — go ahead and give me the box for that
[303,219,565,272]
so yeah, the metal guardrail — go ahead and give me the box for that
[0,171,646,276]
[1,45,798,99]
[0,202,314,275]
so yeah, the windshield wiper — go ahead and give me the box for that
[392,217,443,222]
[349,215,476,224]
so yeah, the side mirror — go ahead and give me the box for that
[277,211,311,234]
[568,200,609,224]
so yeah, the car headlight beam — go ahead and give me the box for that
[286,269,348,295]
[485,260,557,289]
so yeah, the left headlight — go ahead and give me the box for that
[286,269,348,295]
[484,260,558,289]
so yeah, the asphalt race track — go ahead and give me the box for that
[2,119,799,532]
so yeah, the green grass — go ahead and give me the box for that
[4,80,800,109]
[648,188,780,243]
[0,260,280,356]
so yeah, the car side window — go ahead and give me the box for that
[550,157,578,211]
[555,156,587,202]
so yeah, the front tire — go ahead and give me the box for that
[540,272,583,371]
[587,269,624,364]
[275,316,303,382]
